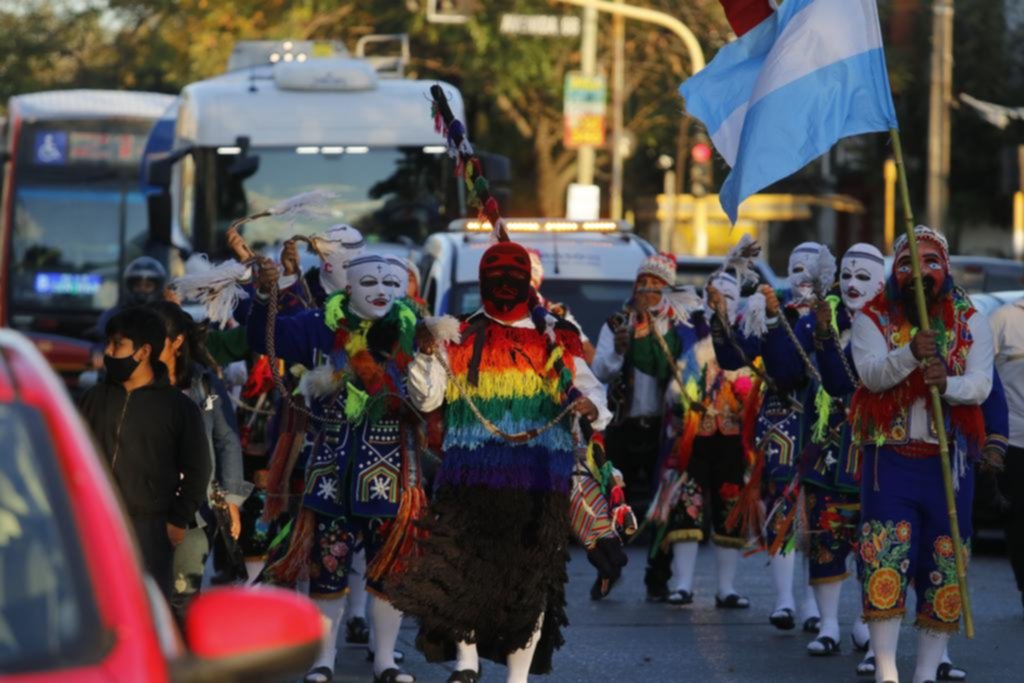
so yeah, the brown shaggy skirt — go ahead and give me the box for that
[387,485,570,675]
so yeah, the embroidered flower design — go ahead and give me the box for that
[323,554,338,573]
[934,536,955,558]
[370,475,392,500]
[718,482,741,501]
[330,542,347,558]
[930,570,943,586]
[317,478,338,501]
[932,584,961,622]
[895,521,912,543]
[867,567,901,610]
[860,541,878,565]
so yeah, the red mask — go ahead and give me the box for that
[479,242,532,322]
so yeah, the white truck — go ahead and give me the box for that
[147,38,500,264]
[421,219,656,342]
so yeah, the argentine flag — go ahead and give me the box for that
[681,0,898,223]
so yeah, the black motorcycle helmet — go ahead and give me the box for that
[123,256,167,306]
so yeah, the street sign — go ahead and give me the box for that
[563,72,607,149]
[566,183,601,220]
[500,14,582,37]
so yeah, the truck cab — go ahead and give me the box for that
[421,219,656,342]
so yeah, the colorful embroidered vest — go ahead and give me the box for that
[849,288,985,452]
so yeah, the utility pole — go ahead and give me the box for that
[926,0,954,232]
[577,1,599,186]
[610,0,625,220]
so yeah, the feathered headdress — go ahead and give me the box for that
[172,254,250,327]
[720,234,762,289]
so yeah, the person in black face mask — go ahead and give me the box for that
[78,307,211,600]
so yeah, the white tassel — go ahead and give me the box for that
[172,254,250,327]
[723,234,762,288]
[424,315,461,345]
[298,363,342,402]
[814,245,837,297]
[666,285,703,318]
[267,190,336,218]
[741,292,768,339]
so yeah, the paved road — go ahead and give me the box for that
[329,544,1019,682]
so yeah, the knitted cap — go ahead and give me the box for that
[637,253,676,287]
[894,225,949,263]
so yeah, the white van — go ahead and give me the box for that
[420,219,656,341]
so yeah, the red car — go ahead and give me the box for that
[0,329,322,682]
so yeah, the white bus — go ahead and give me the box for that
[0,90,175,382]
[150,39,494,261]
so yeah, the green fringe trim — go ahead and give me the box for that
[825,294,841,334]
[344,382,369,422]
[324,292,347,332]
[811,386,833,444]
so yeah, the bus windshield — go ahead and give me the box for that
[8,119,152,319]
[197,146,459,253]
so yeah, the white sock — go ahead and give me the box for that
[671,542,699,593]
[940,645,952,665]
[912,630,950,683]
[348,549,369,620]
[809,581,842,648]
[244,559,265,586]
[456,640,480,673]
[714,545,740,598]
[869,618,902,683]
[506,614,543,683]
[770,552,796,612]
[311,597,346,675]
[371,599,411,680]
[853,612,871,648]
[800,555,820,621]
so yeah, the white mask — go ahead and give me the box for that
[318,224,365,294]
[840,243,885,311]
[788,242,822,303]
[345,255,403,320]
[385,257,410,298]
[706,272,740,323]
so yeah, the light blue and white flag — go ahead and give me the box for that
[680,0,898,223]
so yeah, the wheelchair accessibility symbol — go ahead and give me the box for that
[34,132,67,165]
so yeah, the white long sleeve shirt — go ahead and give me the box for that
[407,311,612,432]
[991,300,1024,448]
[851,307,994,444]
[591,322,661,419]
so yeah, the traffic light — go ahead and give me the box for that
[690,134,713,197]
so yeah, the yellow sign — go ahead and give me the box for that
[563,72,607,148]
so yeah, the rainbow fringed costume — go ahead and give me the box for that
[390,309,586,676]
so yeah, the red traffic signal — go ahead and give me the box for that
[691,142,712,165]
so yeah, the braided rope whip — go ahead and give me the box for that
[649,321,706,416]
[829,327,861,389]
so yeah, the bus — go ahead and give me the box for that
[148,39,505,260]
[0,89,176,383]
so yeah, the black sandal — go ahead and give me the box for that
[770,607,796,630]
[851,633,870,653]
[803,616,821,634]
[857,655,876,677]
[304,666,333,683]
[807,636,840,656]
[715,593,750,609]
[668,590,694,606]
[346,616,370,644]
[374,668,416,683]
[937,662,967,681]
[447,667,482,683]
[366,649,406,664]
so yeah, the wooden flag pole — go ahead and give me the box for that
[890,128,974,638]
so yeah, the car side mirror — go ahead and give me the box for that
[171,586,322,683]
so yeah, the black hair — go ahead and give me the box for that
[105,307,166,366]
[147,301,219,387]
